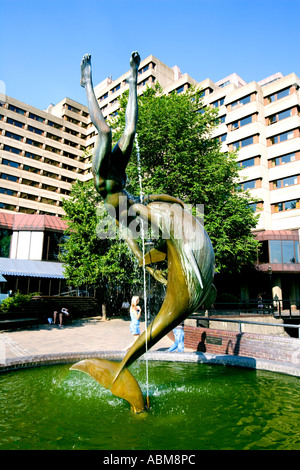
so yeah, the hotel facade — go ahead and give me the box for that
[0,55,299,305]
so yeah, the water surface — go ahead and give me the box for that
[0,361,299,450]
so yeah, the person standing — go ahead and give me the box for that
[123,296,141,351]
[168,322,185,352]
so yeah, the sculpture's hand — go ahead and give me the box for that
[146,267,167,286]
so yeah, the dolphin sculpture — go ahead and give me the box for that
[70,52,216,412]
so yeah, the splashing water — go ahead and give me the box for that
[135,133,149,402]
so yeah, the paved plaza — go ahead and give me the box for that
[0,318,173,362]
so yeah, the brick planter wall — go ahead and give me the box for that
[173,325,300,365]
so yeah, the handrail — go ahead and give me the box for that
[190,315,300,338]
[206,298,300,317]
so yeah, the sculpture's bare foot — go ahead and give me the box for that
[130,51,141,69]
[81,54,92,88]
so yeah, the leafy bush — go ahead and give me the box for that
[0,292,37,314]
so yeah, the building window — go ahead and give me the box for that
[216,134,227,143]
[211,97,225,108]
[176,85,185,94]
[0,173,18,182]
[63,150,77,159]
[268,130,295,145]
[265,87,290,104]
[2,159,20,169]
[3,145,22,155]
[138,64,150,75]
[239,179,260,190]
[44,157,59,167]
[25,151,42,161]
[99,92,108,101]
[23,164,40,174]
[28,125,43,135]
[231,135,256,150]
[29,112,44,123]
[19,193,38,201]
[8,104,25,115]
[111,84,121,94]
[0,202,17,211]
[46,132,61,142]
[230,114,254,131]
[249,201,263,212]
[219,80,230,88]
[229,94,252,111]
[0,187,17,197]
[217,115,226,124]
[26,138,43,148]
[21,179,39,188]
[5,131,23,142]
[269,152,296,167]
[40,197,57,205]
[41,183,58,192]
[239,157,257,168]
[48,121,63,130]
[64,139,78,148]
[43,170,59,180]
[64,127,79,137]
[18,207,36,214]
[267,108,293,125]
[138,76,156,89]
[273,199,300,212]
[269,240,299,264]
[271,175,298,189]
[45,145,60,154]
[65,116,80,125]
[7,117,24,128]
[42,232,67,261]
[65,104,81,114]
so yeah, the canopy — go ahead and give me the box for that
[0,258,65,279]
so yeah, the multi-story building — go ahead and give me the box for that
[0,54,299,305]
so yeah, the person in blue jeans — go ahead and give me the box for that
[168,322,185,352]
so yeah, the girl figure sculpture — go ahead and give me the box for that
[72,52,216,413]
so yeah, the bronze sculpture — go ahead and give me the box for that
[71,52,216,413]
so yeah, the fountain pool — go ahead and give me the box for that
[0,360,299,450]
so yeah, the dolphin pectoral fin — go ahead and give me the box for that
[139,248,167,266]
[70,359,145,413]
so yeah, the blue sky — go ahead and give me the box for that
[1,0,300,111]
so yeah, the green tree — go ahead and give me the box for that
[60,179,142,312]
[111,84,259,273]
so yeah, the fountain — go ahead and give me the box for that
[74,51,217,412]
[0,361,299,450]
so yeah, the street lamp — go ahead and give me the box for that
[268,265,273,303]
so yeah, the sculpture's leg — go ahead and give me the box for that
[81,54,112,192]
[114,51,140,164]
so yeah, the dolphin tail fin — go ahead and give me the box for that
[70,358,145,413]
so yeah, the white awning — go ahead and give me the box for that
[0,258,65,279]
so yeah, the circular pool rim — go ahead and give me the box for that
[1,349,299,377]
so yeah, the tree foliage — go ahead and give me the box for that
[111,84,259,273]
